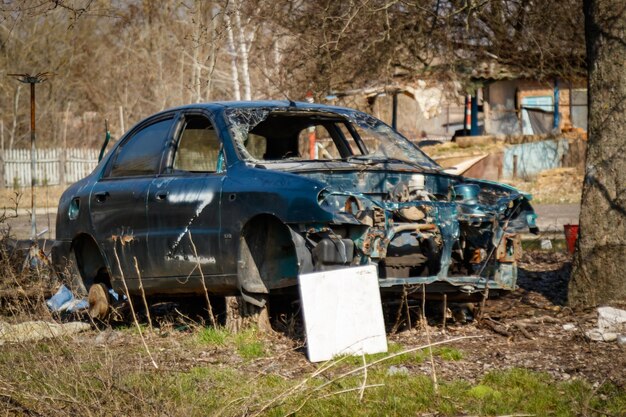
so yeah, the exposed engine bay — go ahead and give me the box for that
[296,170,538,299]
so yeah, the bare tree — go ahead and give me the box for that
[224,8,242,100]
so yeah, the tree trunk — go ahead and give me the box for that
[234,2,252,101]
[192,5,202,103]
[225,295,272,333]
[224,10,242,101]
[10,85,20,150]
[569,0,626,308]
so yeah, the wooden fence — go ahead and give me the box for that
[0,148,99,187]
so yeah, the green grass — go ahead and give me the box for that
[234,328,266,359]
[433,346,463,361]
[196,326,229,346]
[194,326,266,360]
[0,330,624,416]
[337,343,463,367]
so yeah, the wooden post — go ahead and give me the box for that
[482,87,491,134]
[391,92,398,130]
[0,120,4,188]
[59,148,66,185]
[119,106,125,137]
[30,82,37,241]
[0,150,4,189]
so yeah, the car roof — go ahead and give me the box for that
[165,100,355,114]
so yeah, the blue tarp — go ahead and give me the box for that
[46,285,125,313]
[46,285,88,313]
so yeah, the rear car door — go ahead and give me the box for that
[90,115,176,282]
[144,111,227,293]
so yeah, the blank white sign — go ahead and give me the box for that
[298,265,388,362]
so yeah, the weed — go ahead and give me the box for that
[338,342,425,367]
[433,346,463,361]
[196,326,228,346]
[237,339,265,359]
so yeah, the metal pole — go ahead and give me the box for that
[30,82,36,241]
[464,95,470,135]
[391,92,398,130]
[470,94,479,136]
[553,78,560,131]
[305,92,316,159]
[7,72,51,244]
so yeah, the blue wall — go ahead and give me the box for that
[503,139,569,179]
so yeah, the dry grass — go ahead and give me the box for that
[0,185,66,212]
[505,167,583,204]
[0,258,623,416]
[1,322,624,416]
[0,219,623,416]
[422,141,506,159]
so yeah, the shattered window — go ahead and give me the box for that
[224,108,271,162]
[345,112,440,170]
[336,123,363,154]
[223,107,440,170]
[224,108,347,161]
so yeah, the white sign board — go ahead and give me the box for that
[298,265,388,362]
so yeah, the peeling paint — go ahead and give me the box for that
[171,254,217,264]
[169,190,215,253]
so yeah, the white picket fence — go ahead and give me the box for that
[0,148,99,187]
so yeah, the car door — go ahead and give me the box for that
[90,115,176,283]
[144,111,227,291]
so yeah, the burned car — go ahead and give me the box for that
[52,101,537,314]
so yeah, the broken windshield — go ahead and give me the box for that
[223,107,440,170]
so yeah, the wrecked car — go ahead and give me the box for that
[52,101,538,315]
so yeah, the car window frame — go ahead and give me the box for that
[162,109,227,177]
[231,110,360,163]
[101,112,178,180]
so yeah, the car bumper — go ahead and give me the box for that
[378,263,517,294]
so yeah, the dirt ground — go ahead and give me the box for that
[252,249,625,388]
[3,249,623,389]
[391,250,626,388]
[1,249,625,416]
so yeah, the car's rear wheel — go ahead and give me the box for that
[67,235,112,318]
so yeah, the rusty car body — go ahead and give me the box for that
[52,101,538,308]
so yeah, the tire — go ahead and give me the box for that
[63,249,90,296]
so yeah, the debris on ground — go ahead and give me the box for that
[46,284,126,314]
[46,284,88,312]
[0,320,91,345]
[586,306,626,342]
[94,327,123,346]
[387,365,410,376]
